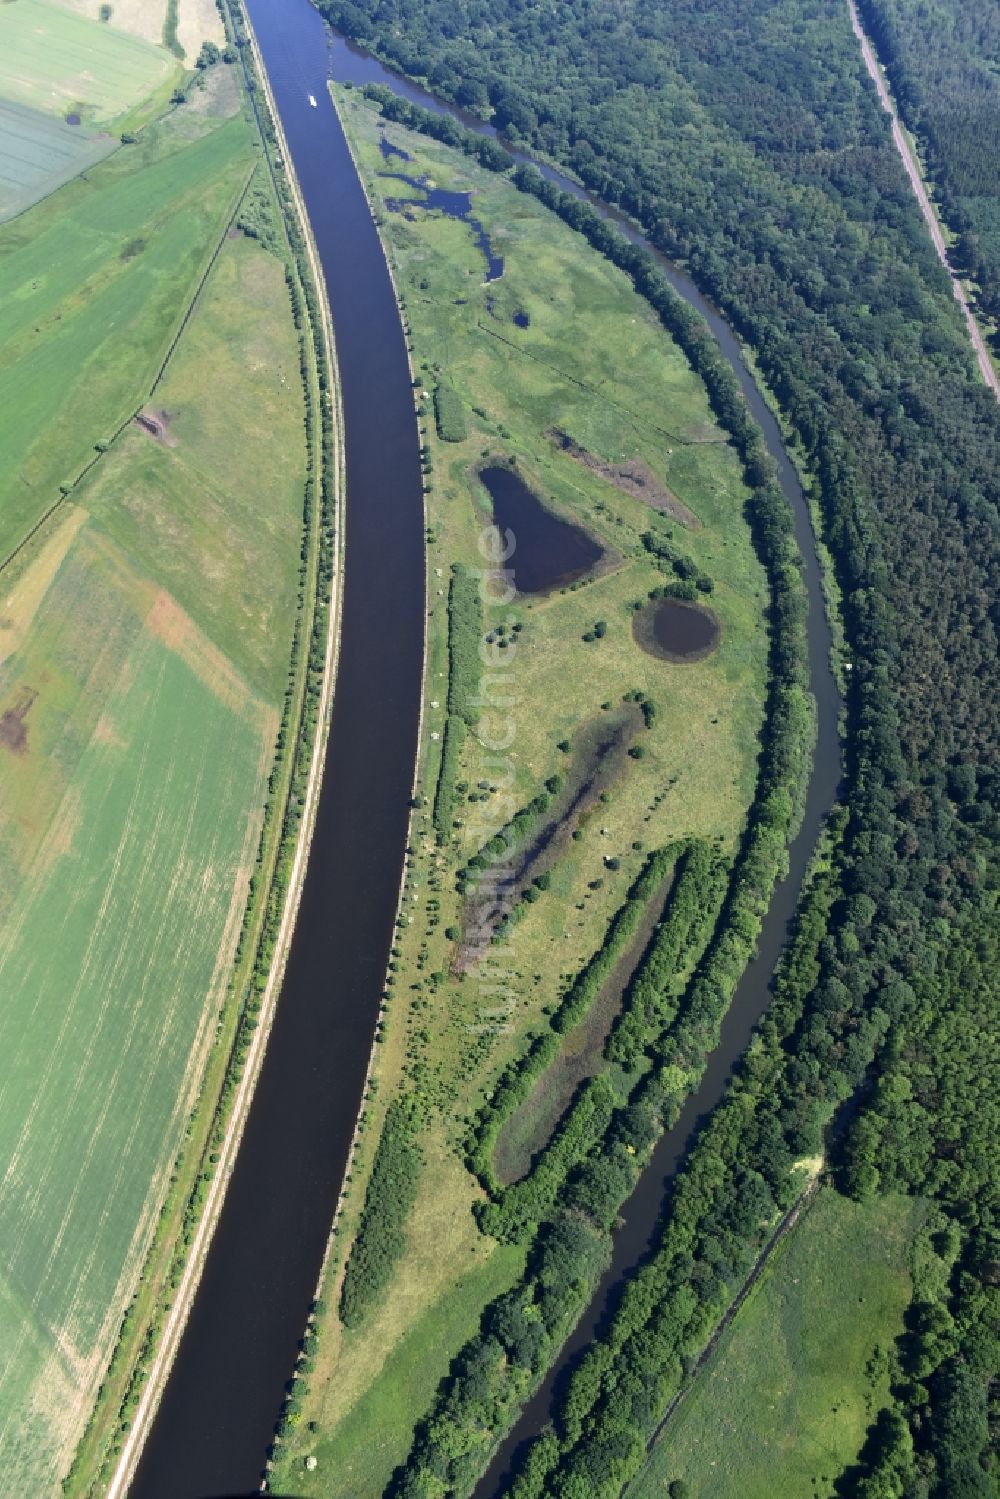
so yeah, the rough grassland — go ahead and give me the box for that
[0,110,254,565]
[0,521,274,1493]
[0,0,177,123]
[271,95,769,1496]
[0,98,117,223]
[626,1189,926,1499]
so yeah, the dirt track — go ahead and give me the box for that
[848,0,1000,402]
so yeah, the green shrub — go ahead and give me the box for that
[433,380,467,441]
[446,564,481,725]
[340,1099,422,1328]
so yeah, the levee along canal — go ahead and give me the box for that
[129,1,842,1493]
[128,0,425,1492]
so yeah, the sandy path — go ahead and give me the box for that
[847,0,1000,401]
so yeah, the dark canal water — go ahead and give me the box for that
[478,464,604,594]
[131,3,843,1495]
[128,1,425,1494]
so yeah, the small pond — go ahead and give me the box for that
[479,464,604,595]
[383,170,503,281]
[513,309,530,328]
[632,596,721,661]
[378,134,411,162]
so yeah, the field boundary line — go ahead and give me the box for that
[100,9,347,1497]
[0,156,256,584]
[847,0,999,401]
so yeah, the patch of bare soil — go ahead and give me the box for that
[548,428,700,528]
[135,408,178,447]
[0,685,38,755]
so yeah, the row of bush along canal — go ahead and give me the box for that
[123,0,427,1493]
[317,28,844,1499]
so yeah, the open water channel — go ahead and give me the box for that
[130,1,841,1492]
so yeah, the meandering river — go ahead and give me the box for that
[129,2,841,1492]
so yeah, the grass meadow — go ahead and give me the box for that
[626,1188,925,1499]
[0,107,255,566]
[0,0,177,125]
[272,93,770,1495]
[0,64,306,1483]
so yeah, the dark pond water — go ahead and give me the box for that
[633,596,721,661]
[513,309,530,328]
[383,168,503,282]
[126,1,425,1495]
[479,463,604,594]
[130,3,843,1493]
[378,132,410,162]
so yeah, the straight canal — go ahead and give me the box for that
[131,1,842,1493]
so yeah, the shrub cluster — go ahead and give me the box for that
[606,840,727,1066]
[445,564,481,724]
[552,845,679,1036]
[472,841,725,1246]
[340,1098,423,1328]
[456,775,563,894]
[432,564,482,839]
[641,527,713,595]
[432,380,467,442]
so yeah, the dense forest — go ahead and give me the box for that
[316,0,1000,1492]
[856,0,1000,328]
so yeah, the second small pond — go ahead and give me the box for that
[632,596,721,662]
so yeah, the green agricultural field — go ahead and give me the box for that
[0,107,255,567]
[626,1188,926,1499]
[0,0,177,124]
[0,519,275,1491]
[0,98,117,223]
[271,93,770,1496]
[0,56,307,1487]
